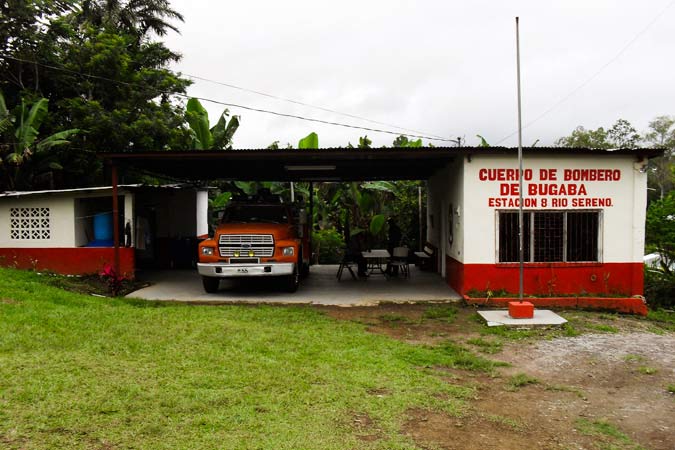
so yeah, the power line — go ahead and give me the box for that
[0,54,459,144]
[183,72,450,140]
[495,0,675,145]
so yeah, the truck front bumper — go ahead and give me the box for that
[197,262,294,278]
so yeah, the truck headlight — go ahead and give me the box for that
[282,246,295,256]
[201,247,215,256]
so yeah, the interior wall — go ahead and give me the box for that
[73,191,132,247]
[135,189,197,238]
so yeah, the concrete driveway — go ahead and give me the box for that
[127,265,460,306]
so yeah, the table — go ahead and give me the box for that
[361,249,391,276]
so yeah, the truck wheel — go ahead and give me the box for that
[202,276,220,293]
[284,265,299,293]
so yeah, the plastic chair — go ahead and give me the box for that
[388,246,410,278]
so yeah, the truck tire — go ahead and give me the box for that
[284,265,299,293]
[202,276,220,293]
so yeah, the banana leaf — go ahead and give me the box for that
[298,132,318,149]
[185,98,212,149]
[369,214,386,236]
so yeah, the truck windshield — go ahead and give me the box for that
[222,205,288,224]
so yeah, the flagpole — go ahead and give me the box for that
[516,16,524,303]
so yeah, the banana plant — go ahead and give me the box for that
[298,132,318,149]
[0,91,79,190]
[185,98,239,149]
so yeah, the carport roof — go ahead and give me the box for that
[98,147,662,182]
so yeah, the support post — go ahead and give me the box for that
[418,185,423,251]
[516,16,524,304]
[308,182,314,263]
[111,163,120,277]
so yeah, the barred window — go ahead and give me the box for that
[498,210,599,263]
[10,207,51,240]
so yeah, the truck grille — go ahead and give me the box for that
[218,234,274,258]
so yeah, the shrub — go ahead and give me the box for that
[312,229,345,264]
[644,266,675,308]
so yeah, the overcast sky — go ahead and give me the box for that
[162,0,674,149]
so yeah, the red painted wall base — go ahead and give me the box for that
[0,248,135,279]
[446,256,643,297]
[446,255,647,315]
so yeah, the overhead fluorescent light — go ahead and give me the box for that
[284,165,336,171]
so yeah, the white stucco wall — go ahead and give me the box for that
[0,190,135,248]
[0,195,75,247]
[462,153,647,264]
[427,156,465,275]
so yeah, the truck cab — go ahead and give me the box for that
[197,194,309,293]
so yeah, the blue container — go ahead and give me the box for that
[93,212,113,241]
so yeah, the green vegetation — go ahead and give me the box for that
[506,373,539,391]
[378,313,415,325]
[0,267,503,449]
[466,337,503,354]
[645,192,675,308]
[483,413,523,431]
[623,354,645,363]
[422,305,458,323]
[1,0,194,189]
[644,308,675,331]
[544,384,587,400]
[478,322,539,340]
[667,384,675,394]
[312,229,345,264]
[637,366,658,375]
[589,324,619,333]
[574,418,644,449]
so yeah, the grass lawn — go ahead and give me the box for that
[0,268,496,449]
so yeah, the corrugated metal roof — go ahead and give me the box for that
[0,183,203,198]
[97,146,662,182]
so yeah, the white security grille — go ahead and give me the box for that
[10,207,51,240]
[218,234,275,257]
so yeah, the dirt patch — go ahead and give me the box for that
[320,303,481,345]
[0,297,18,304]
[40,273,150,297]
[323,304,675,450]
[500,332,675,450]
[350,411,382,442]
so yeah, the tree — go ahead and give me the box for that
[0,1,195,189]
[646,191,675,273]
[78,0,184,40]
[0,90,79,190]
[556,119,641,149]
[185,98,239,149]
[393,135,423,148]
[476,134,490,147]
[644,116,675,200]
[607,118,641,148]
[358,135,372,149]
[0,1,75,98]
[556,125,611,149]
[644,191,675,307]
